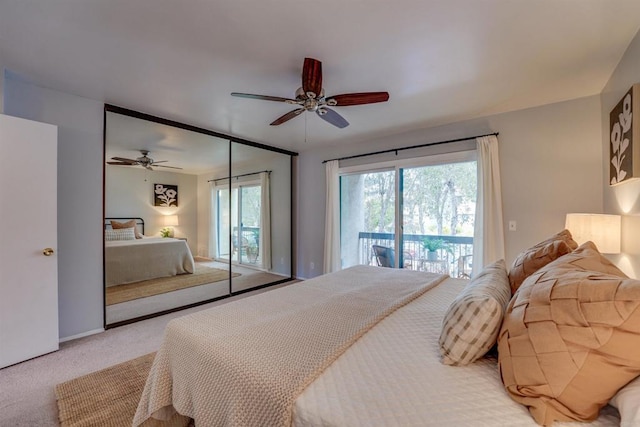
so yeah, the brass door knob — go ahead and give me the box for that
[43,248,55,256]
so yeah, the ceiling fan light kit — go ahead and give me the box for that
[231,57,389,128]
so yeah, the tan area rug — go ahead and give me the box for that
[55,353,191,427]
[106,265,240,306]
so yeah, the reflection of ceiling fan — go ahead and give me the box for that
[231,57,389,128]
[107,150,182,171]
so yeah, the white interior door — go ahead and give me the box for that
[0,113,58,369]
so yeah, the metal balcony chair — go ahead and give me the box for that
[372,245,413,269]
[457,254,473,278]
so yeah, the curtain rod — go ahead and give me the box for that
[321,132,499,164]
[208,170,271,183]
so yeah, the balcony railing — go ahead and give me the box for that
[358,232,473,277]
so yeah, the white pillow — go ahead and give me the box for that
[610,376,640,426]
[105,227,136,241]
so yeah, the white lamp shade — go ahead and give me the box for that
[565,213,621,254]
[164,214,179,227]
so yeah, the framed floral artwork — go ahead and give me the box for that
[610,84,640,185]
[154,183,178,207]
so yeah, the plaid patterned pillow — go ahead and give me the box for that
[439,259,511,366]
[105,227,136,241]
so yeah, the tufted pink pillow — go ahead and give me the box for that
[498,242,639,425]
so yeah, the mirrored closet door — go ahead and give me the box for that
[103,105,296,327]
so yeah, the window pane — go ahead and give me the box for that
[402,161,476,277]
[340,170,395,269]
[239,185,261,266]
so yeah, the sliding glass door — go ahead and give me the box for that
[401,161,476,277]
[237,184,261,266]
[340,169,395,269]
[216,183,263,267]
[339,152,476,276]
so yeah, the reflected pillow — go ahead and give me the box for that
[439,259,511,366]
[105,227,136,241]
[111,219,142,239]
[508,229,578,294]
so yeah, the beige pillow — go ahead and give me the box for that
[111,219,142,239]
[439,259,511,366]
[508,229,578,294]
[498,242,640,425]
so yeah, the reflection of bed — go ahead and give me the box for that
[132,264,621,426]
[104,218,195,287]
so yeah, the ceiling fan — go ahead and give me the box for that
[231,57,389,128]
[107,150,182,171]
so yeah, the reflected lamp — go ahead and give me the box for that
[162,214,179,238]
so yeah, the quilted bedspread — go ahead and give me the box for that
[105,237,194,287]
[133,265,446,427]
[293,276,621,426]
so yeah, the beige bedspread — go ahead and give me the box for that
[105,237,195,287]
[133,265,447,427]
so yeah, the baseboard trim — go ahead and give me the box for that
[59,328,104,343]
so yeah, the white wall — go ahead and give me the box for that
[602,28,640,277]
[297,95,603,279]
[3,72,295,339]
[1,50,615,335]
[4,75,104,339]
[0,68,5,113]
[105,166,198,252]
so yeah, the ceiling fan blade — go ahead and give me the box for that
[327,92,390,106]
[270,109,305,126]
[111,157,138,164]
[317,108,349,128]
[231,92,296,103]
[302,58,322,98]
[152,160,168,164]
[155,165,183,170]
[107,161,135,166]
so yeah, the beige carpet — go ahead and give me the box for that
[55,353,191,427]
[106,265,240,306]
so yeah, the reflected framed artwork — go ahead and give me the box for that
[154,183,178,207]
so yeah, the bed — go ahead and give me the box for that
[104,218,195,287]
[134,232,640,427]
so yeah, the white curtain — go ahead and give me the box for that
[209,181,219,259]
[323,160,341,273]
[259,172,272,271]
[472,135,505,276]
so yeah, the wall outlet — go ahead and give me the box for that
[310,262,315,270]
[280,257,284,265]
[509,220,517,231]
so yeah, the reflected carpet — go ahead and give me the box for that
[106,265,240,305]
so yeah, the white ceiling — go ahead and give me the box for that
[2,1,640,153]
[105,111,283,175]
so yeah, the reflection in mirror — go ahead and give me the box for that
[226,142,292,293]
[104,109,230,326]
[104,105,297,327]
